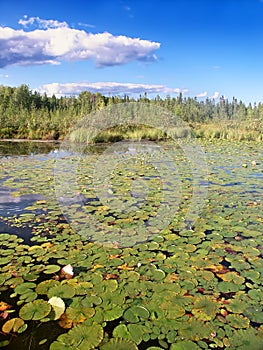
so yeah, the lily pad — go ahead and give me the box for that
[19,299,51,321]
[66,306,95,323]
[14,282,36,295]
[50,323,104,350]
[229,329,263,350]
[0,340,10,348]
[243,306,263,324]
[47,284,75,299]
[226,314,250,328]
[170,341,201,350]
[2,318,25,334]
[178,318,211,341]
[103,305,123,321]
[44,265,61,274]
[36,280,60,294]
[48,297,65,320]
[192,296,218,321]
[225,298,247,313]
[100,338,138,350]
[123,305,150,323]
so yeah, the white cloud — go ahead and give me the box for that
[0,17,160,68]
[77,22,95,29]
[196,91,208,98]
[38,81,186,97]
[210,91,220,99]
[18,16,68,29]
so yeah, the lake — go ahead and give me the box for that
[0,139,262,350]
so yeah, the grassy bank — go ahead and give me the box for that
[66,122,262,144]
[1,122,262,143]
[194,119,263,142]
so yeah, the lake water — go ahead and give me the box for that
[0,140,262,350]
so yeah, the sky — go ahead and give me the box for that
[1,0,263,104]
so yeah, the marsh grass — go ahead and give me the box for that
[194,119,263,141]
[66,121,262,144]
[67,125,166,143]
[66,124,199,144]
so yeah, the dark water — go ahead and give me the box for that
[0,140,60,156]
[0,142,59,243]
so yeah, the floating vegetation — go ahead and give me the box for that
[0,139,262,349]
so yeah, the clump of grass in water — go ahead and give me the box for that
[67,124,195,144]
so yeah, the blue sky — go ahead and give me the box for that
[1,0,263,103]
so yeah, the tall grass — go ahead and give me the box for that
[66,124,198,143]
[194,119,263,141]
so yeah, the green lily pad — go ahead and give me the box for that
[47,284,75,299]
[192,296,218,321]
[0,256,12,265]
[226,314,250,328]
[243,270,260,282]
[100,338,138,350]
[19,290,38,303]
[66,306,95,322]
[123,305,150,323]
[111,323,144,345]
[150,266,166,281]
[19,299,51,320]
[178,318,211,341]
[0,340,10,348]
[229,329,263,350]
[36,280,60,294]
[43,265,61,274]
[14,282,36,295]
[0,273,10,286]
[23,273,39,281]
[49,334,78,350]
[127,324,144,345]
[103,305,123,321]
[243,306,263,323]
[74,281,93,295]
[219,271,245,284]
[218,281,240,293]
[248,289,262,302]
[170,341,201,350]
[50,323,103,350]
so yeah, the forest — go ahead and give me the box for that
[0,84,262,141]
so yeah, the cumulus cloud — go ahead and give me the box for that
[210,91,220,99]
[0,17,160,68]
[39,81,186,97]
[196,91,208,98]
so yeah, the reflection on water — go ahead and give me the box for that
[0,142,56,217]
[0,187,42,217]
[0,140,60,156]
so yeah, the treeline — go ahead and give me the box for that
[0,84,262,140]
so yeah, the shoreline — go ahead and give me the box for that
[0,139,61,143]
